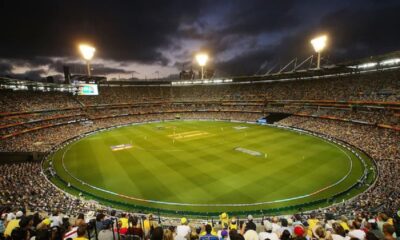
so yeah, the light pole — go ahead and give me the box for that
[310,35,327,69]
[79,44,96,77]
[195,53,209,79]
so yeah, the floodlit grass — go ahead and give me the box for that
[48,120,373,215]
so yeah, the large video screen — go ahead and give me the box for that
[77,84,99,95]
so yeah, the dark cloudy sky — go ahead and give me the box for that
[0,0,399,80]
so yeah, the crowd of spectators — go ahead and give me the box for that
[0,115,85,136]
[0,90,81,113]
[0,69,399,240]
[1,68,399,112]
[1,101,397,152]
[1,68,398,149]
[1,207,399,240]
[277,117,399,161]
[0,110,83,126]
[276,117,400,212]
[93,70,399,103]
[0,162,99,215]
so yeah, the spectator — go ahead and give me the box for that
[339,216,350,233]
[11,215,33,240]
[220,230,229,240]
[119,213,129,235]
[127,216,143,238]
[95,213,105,233]
[164,229,174,240]
[279,230,291,240]
[151,227,164,240]
[331,222,346,240]
[230,218,238,231]
[176,217,191,238]
[35,218,51,240]
[365,232,379,240]
[243,216,258,240]
[144,214,157,238]
[4,211,23,238]
[50,210,62,228]
[74,226,88,240]
[278,218,292,236]
[382,223,395,240]
[258,221,279,240]
[220,213,229,230]
[377,213,389,232]
[292,225,306,240]
[200,225,218,240]
[271,217,281,234]
[97,219,114,240]
[367,220,383,239]
[75,214,85,227]
[307,214,319,237]
[348,220,366,240]
[312,226,329,240]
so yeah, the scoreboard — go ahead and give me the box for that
[76,84,99,95]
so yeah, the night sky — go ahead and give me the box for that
[0,0,399,80]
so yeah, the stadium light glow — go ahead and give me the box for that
[196,53,209,79]
[196,53,208,67]
[79,44,96,77]
[358,62,377,69]
[79,44,96,61]
[380,58,400,66]
[311,35,327,69]
[311,35,327,53]
[171,78,232,85]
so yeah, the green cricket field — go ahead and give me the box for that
[47,120,374,215]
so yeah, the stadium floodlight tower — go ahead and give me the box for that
[195,53,209,79]
[310,35,327,69]
[79,44,96,77]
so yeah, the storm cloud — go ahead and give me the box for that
[0,0,399,79]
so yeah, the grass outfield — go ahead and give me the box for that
[47,120,374,215]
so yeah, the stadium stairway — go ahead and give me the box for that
[72,95,86,107]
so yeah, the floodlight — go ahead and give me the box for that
[78,44,96,77]
[310,35,327,69]
[311,35,327,53]
[79,44,96,61]
[196,53,208,67]
[195,53,209,79]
